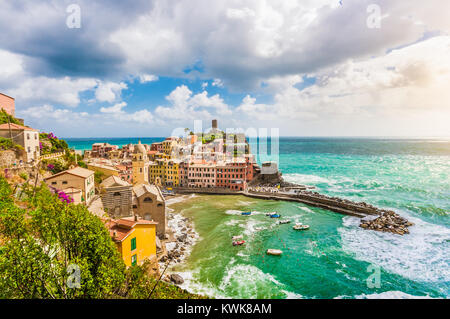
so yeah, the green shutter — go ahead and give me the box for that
[131,254,137,266]
[131,237,136,251]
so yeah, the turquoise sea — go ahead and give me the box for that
[67,137,450,299]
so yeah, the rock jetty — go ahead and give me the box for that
[359,211,414,235]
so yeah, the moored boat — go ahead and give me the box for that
[233,240,246,246]
[265,212,277,216]
[266,249,283,256]
[270,214,281,218]
[278,220,291,224]
[232,235,243,240]
[241,212,252,216]
[293,223,310,230]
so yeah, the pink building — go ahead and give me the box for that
[0,93,15,116]
[91,142,119,158]
[187,162,216,188]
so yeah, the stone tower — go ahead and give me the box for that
[132,141,149,185]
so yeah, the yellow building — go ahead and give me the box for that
[148,159,180,186]
[162,138,177,155]
[149,159,165,184]
[132,141,149,185]
[107,217,157,267]
[165,160,180,186]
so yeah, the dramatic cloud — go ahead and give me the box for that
[1,0,449,136]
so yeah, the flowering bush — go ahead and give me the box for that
[47,132,57,140]
[57,190,74,204]
[47,163,55,171]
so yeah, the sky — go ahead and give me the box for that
[0,0,449,138]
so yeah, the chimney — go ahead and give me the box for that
[134,214,138,221]
[113,230,117,238]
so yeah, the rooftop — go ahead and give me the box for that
[0,123,37,131]
[133,183,164,202]
[45,166,94,180]
[101,175,131,188]
[106,217,157,242]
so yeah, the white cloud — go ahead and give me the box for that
[139,74,159,83]
[100,102,127,114]
[155,85,231,122]
[9,76,97,107]
[95,81,128,103]
[211,78,224,88]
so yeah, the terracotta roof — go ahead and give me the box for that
[0,123,37,131]
[105,218,157,242]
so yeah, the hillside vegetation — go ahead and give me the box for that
[0,176,206,299]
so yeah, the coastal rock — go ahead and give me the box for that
[170,273,185,285]
[359,211,412,235]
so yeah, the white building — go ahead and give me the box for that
[0,123,40,162]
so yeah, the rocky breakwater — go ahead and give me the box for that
[360,211,414,235]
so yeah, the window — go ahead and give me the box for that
[131,254,137,266]
[51,181,57,185]
[113,192,121,197]
[143,197,153,203]
[62,181,68,185]
[131,237,136,251]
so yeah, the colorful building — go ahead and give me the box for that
[165,159,180,186]
[0,123,40,162]
[187,162,217,188]
[132,184,166,236]
[44,167,95,205]
[0,93,15,116]
[132,141,149,185]
[107,217,157,267]
[100,175,133,219]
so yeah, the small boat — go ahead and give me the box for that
[241,212,252,216]
[270,214,281,218]
[232,235,243,240]
[278,220,291,224]
[265,212,277,216]
[233,240,246,246]
[293,223,310,230]
[267,249,283,256]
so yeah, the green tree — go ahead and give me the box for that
[0,179,126,298]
